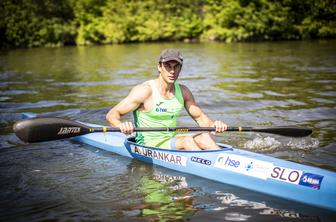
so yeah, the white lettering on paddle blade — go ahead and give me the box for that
[57,127,81,135]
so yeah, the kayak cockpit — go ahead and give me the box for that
[125,137,233,153]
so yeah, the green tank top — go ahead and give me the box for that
[133,80,184,148]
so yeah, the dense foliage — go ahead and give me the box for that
[1,0,335,47]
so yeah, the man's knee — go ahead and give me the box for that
[195,133,219,150]
[195,133,211,144]
[176,136,198,150]
[185,136,196,147]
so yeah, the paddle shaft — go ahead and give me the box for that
[13,117,312,143]
[91,126,311,137]
[92,126,228,132]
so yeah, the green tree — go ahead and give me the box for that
[0,0,76,48]
[283,0,336,38]
[0,0,335,48]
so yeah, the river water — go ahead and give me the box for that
[0,41,335,221]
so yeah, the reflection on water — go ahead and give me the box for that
[152,172,189,191]
[123,165,321,222]
[214,192,318,221]
[124,163,197,221]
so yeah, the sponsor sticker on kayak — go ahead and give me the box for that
[299,173,323,189]
[190,156,211,165]
[269,166,324,189]
[214,154,273,180]
[131,146,187,166]
[269,166,303,185]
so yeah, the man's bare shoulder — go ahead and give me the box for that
[133,81,152,93]
[179,84,193,98]
[179,83,189,91]
[128,81,152,101]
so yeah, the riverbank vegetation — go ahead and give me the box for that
[1,0,335,48]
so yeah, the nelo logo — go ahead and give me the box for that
[191,156,211,165]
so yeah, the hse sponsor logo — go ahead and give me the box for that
[190,156,211,165]
[131,146,186,166]
[270,166,323,189]
[57,127,80,135]
[214,154,273,180]
[155,102,167,112]
[156,107,168,112]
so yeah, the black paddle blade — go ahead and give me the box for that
[254,127,313,137]
[13,117,91,143]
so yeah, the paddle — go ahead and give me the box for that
[13,117,312,143]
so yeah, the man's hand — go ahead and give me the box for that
[119,121,135,134]
[213,120,227,133]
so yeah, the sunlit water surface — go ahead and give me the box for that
[1,41,335,221]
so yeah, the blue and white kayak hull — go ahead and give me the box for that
[21,113,336,211]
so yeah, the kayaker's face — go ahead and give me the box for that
[159,61,182,83]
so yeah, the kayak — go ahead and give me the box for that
[21,113,336,211]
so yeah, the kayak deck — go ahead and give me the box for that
[21,113,336,211]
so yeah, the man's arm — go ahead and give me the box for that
[106,83,151,134]
[181,85,227,132]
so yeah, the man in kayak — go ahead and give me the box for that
[106,48,227,150]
